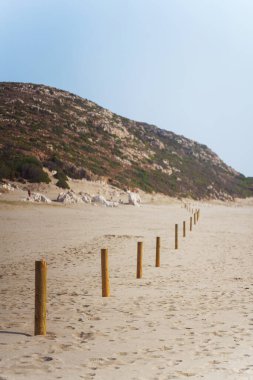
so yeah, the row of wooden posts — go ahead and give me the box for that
[34,207,200,335]
[101,208,200,296]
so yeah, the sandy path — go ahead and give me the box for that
[0,202,253,379]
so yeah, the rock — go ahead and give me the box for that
[92,195,108,206]
[92,195,118,207]
[2,183,15,191]
[56,191,83,204]
[78,192,92,203]
[56,191,118,207]
[26,192,51,203]
[106,200,119,207]
[128,191,141,206]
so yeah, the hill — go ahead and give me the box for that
[0,82,252,200]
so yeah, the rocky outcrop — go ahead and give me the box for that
[26,192,51,203]
[128,192,141,206]
[1,183,15,191]
[57,191,84,204]
[56,191,118,207]
[91,195,118,207]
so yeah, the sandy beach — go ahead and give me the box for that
[1,198,253,380]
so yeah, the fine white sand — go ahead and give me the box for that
[0,199,253,379]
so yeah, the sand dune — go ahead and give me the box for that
[0,200,253,379]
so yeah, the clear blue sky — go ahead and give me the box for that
[1,0,252,176]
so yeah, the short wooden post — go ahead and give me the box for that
[101,249,110,297]
[137,242,143,278]
[175,224,178,249]
[183,221,186,237]
[35,259,47,336]
[190,216,192,231]
[197,209,200,221]
[156,237,160,267]
[194,212,196,225]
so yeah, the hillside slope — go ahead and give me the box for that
[0,82,252,199]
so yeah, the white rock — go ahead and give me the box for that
[127,191,141,206]
[78,192,92,203]
[57,191,83,204]
[27,192,51,203]
[56,191,118,207]
[92,195,118,207]
[106,200,119,207]
[2,183,15,191]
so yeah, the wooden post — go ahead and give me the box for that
[137,242,143,278]
[156,237,160,267]
[101,249,110,297]
[183,221,186,237]
[194,212,196,225]
[35,259,47,336]
[190,216,192,231]
[175,224,178,249]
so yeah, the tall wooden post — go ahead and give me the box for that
[190,217,192,231]
[35,259,47,336]
[183,221,186,237]
[101,249,110,297]
[156,237,160,267]
[137,242,143,278]
[175,224,178,249]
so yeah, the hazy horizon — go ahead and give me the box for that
[1,0,252,176]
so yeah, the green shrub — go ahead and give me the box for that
[0,150,50,183]
[16,156,50,183]
[54,169,69,189]
[0,162,12,180]
[56,178,69,189]
[18,162,50,183]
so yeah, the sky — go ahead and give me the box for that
[0,0,252,176]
